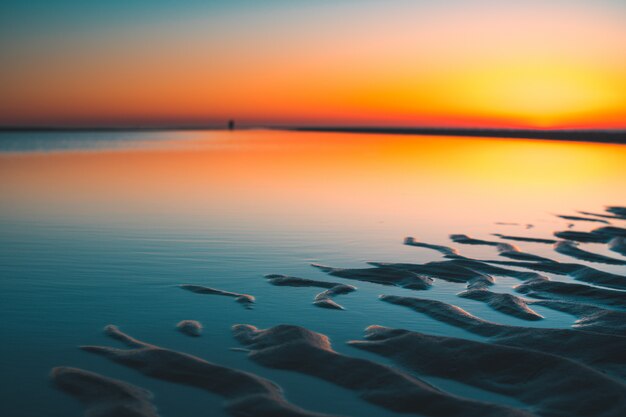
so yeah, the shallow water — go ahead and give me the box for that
[0,130,624,417]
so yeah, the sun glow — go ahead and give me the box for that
[462,64,622,128]
[1,1,625,128]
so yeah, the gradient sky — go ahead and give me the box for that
[1,0,625,128]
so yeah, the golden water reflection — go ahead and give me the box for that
[0,130,624,234]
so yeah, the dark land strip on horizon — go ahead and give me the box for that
[1,125,625,144]
[289,126,626,144]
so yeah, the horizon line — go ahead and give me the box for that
[0,124,625,144]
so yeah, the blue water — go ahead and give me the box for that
[0,130,624,417]
[0,131,175,153]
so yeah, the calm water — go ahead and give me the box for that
[0,130,624,417]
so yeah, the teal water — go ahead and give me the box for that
[0,130,624,417]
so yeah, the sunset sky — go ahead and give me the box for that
[1,0,625,129]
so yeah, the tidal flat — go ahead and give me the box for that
[1,130,625,417]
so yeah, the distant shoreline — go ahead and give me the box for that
[1,125,625,144]
[289,126,626,144]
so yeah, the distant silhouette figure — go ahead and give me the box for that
[228,119,235,130]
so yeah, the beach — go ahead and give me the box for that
[0,129,624,416]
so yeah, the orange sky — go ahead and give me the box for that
[1,1,625,129]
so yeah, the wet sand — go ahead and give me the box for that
[49,204,626,416]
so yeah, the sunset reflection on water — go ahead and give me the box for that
[1,130,624,234]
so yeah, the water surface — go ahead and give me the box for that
[0,130,624,417]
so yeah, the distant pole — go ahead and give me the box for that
[228,119,235,131]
